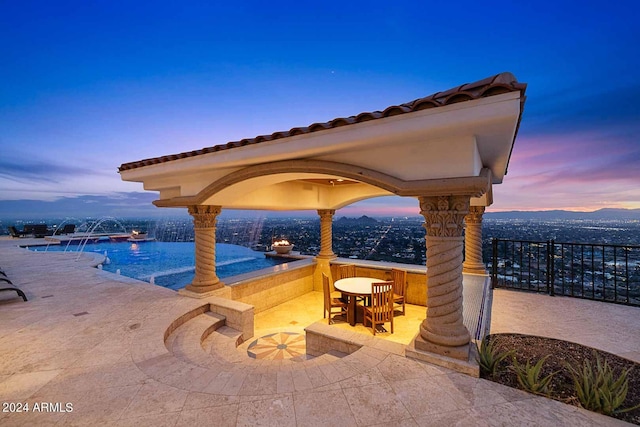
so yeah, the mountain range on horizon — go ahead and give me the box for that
[335,215,380,224]
[485,208,640,220]
[334,208,640,222]
[338,208,640,222]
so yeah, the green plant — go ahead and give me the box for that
[510,355,556,396]
[475,337,514,378]
[567,352,640,415]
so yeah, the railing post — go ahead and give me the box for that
[547,239,555,296]
[491,238,498,289]
[545,240,549,294]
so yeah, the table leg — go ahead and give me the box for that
[348,296,356,326]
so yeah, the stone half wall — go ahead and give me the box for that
[226,261,315,313]
[330,261,428,306]
[219,257,489,347]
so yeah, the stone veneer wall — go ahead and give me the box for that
[223,258,426,315]
[228,263,315,313]
[405,272,427,307]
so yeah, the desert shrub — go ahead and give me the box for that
[511,355,556,396]
[475,337,514,379]
[567,352,640,415]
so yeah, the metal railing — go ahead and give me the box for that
[490,239,640,307]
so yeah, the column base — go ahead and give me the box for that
[414,331,470,360]
[463,262,488,275]
[181,281,226,298]
[406,333,479,377]
[313,258,333,292]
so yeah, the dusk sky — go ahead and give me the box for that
[1,1,639,219]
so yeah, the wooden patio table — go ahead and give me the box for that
[333,277,379,326]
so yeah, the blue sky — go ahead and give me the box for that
[1,1,639,218]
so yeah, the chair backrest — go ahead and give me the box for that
[62,224,76,234]
[337,264,356,280]
[32,224,49,237]
[8,226,20,237]
[322,273,331,310]
[370,281,394,322]
[391,268,406,296]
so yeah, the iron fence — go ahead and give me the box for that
[490,239,640,307]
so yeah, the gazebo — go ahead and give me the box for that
[119,72,527,366]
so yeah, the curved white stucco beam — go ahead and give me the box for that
[152,159,491,208]
[201,176,391,210]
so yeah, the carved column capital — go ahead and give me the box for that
[317,209,336,220]
[419,195,470,238]
[463,205,487,274]
[465,205,485,224]
[188,205,222,229]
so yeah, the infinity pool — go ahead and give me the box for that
[37,241,286,290]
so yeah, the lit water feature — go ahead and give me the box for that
[39,241,286,290]
[75,217,128,259]
[42,216,130,254]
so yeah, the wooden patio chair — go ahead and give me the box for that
[335,264,358,302]
[322,273,347,324]
[363,281,394,335]
[336,264,356,280]
[391,268,407,315]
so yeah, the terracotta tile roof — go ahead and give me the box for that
[119,72,526,172]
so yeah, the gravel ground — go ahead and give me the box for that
[485,333,640,425]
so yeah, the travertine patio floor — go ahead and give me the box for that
[0,237,633,426]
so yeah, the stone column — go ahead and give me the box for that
[463,206,487,274]
[313,209,336,292]
[185,205,224,294]
[317,209,336,259]
[416,195,471,360]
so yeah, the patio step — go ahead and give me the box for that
[136,304,395,394]
[312,350,347,365]
[167,311,236,370]
[204,325,247,364]
[168,311,360,371]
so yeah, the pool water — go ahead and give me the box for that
[38,241,285,290]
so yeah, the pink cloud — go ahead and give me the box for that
[489,130,640,211]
